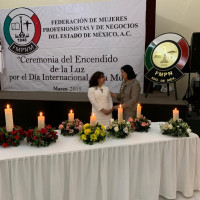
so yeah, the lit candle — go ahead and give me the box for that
[118,104,123,124]
[38,112,45,130]
[90,113,97,126]
[4,104,14,132]
[173,108,179,121]
[68,109,74,122]
[137,103,142,118]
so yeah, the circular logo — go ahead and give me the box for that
[4,7,41,55]
[145,33,189,83]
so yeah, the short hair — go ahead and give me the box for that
[89,71,104,87]
[121,65,136,80]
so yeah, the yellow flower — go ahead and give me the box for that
[100,131,106,137]
[101,124,105,130]
[81,134,87,140]
[84,128,91,135]
[94,129,100,135]
[90,134,97,141]
[83,123,90,129]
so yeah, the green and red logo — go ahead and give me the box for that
[4,7,41,55]
[145,33,189,83]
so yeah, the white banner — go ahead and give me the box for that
[0,0,146,93]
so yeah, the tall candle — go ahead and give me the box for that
[68,109,74,122]
[118,104,123,124]
[137,103,142,118]
[173,108,179,121]
[38,112,45,130]
[4,104,14,132]
[90,113,96,126]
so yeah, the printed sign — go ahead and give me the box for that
[0,0,146,92]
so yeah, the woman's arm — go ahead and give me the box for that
[88,88,113,115]
[88,88,103,111]
[124,81,141,108]
[110,91,117,99]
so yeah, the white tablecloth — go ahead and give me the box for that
[0,122,200,200]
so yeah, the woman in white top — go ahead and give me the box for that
[88,71,113,126]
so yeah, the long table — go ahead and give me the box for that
[0,122,200,200]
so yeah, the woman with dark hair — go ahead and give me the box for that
[88,71,113,126]
[111,65,141,120]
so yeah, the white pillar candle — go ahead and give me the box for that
[38,112,45,130]
[173,108,179,121]
[68,109,74,122]
[136,103,142,118]
[4,104,14,132]
[90,113,97,126]
[118,104,123,124]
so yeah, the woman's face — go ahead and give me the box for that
[121,69,128,81]
[98,75,105,86]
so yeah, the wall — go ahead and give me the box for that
[156,0,200,99]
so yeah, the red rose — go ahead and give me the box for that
[40,128,47,134]
[14,135,19,140]
[46,125,52,130]
[11,130,17,135]
[7,139,11,143]
[33,136,37,140]
[2,143,8,147]
[27,129,33,137]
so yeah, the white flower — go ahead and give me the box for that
[123,127,128,133]
[126,121,130,125]
[168,124,173,129]
[110,118,114,124]
[187,128,191,133]
[114,126,119,132]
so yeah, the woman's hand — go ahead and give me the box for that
[112,105,118,110]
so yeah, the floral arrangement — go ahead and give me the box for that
[58,119,83,136]
[0,126,26,147]
[160,119,191,137]
[79,123,106,145]
[128,116,151,132]
[106,119,132,138]
[26,125,58,147]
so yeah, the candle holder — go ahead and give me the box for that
[58,119,83,136]
[0,126,26,148]
[79,123,106,145]
[128,116,151,132]
[160,119,191,137]
[106,120,132,138]
[26,125,58,147]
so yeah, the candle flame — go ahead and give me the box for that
[119,104,122,108]
[39,112,43,116]
[92,113,95,116]
[175,108,177,110]
[137,103,140,107]
[6,104,10,109]
[70,109,73,113]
